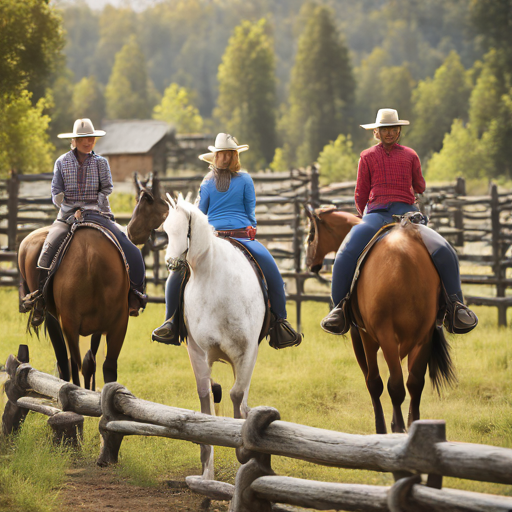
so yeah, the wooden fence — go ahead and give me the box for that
[2,169,512,325]
[3,347,512,512]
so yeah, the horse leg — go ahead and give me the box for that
[350,326,368,377]
[186,335,214,480]
[45,313,71,382]
[104,320,128,384]
[83,333,102,390]
[380,341,407,434]
[406,340,431,427]
[230,342,258,420]
[360,332,386,434]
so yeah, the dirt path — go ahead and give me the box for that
[61,464,230,512]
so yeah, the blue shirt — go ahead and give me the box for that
[198,171,257,230]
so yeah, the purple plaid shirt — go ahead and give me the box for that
[52,150,113,215]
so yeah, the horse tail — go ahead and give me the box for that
[428,326,457,394]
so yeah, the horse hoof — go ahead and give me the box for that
[212,383,222,403]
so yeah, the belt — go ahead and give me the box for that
[216,227,257,240]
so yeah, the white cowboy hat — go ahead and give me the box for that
[198,133,249,162]
[360,109,410,130]
[57,118,106,139]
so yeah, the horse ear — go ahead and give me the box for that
[134,172,142,199]
[304,203,316,219]
[184,191,192,203]
[166,193,176,208]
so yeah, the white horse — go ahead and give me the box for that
[163,195,265,479]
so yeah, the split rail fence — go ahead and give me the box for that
[3,347,512,512]
[2,169,512,325]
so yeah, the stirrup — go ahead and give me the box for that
[269,316,302,349]
[151,318,181,346]
[444,301,478,334]
[320,298,350,335]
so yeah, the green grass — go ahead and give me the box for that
[1,286,512,509]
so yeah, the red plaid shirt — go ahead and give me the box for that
[354,143,425,216]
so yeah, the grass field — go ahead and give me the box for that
[1,285,512,510]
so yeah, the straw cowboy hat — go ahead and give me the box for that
[57,118,106,139]
[199,133,249,163]
[360,109,410,130]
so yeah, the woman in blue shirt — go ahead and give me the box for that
[152,133,302,349]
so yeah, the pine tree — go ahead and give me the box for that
[153,83,203,134]
[105,36,150,119]
[72,76,105,128]
[215,18,277,170]
[407,51,471,159]
[283,3,355,167]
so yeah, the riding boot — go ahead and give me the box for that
[320,297,350,335]
[31,299,45,327]
[151,316,181,346]
[444,294,478,334]
[268,313,302,349]
[128,286,148,317]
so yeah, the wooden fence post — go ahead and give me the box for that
[7,170,19,251]
[490,183,507,326]
[292,199,303,332]
[454,177,466,247]
[309,165,320,208]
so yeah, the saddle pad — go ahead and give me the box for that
[221,237,271,343]
[42,221,130,303]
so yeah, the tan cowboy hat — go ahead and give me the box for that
[198,133,249,163]
[360,109,410,130]
[58,118,106,139]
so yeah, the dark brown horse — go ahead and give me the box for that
[18,224,130,388]
[305,205,456,434]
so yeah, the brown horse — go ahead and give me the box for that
[305,205,456,434]
[18,224,130,388]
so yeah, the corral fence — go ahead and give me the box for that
[2,169,512,325]
[3,346,512,512]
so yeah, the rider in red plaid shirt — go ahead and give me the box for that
[321,109,478,336]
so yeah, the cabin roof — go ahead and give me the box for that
[94,120,173,156]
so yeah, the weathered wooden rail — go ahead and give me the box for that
[3,350,512,512]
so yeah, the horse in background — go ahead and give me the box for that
[18,221,132,389]
[305,204,456,434]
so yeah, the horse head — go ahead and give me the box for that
[304,204,361,274]
[127,173,169,245]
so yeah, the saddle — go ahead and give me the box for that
[217,236,271,343]
[21,213,130,318]
[345,211,429,330]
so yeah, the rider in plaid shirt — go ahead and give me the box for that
[321,109,478,336]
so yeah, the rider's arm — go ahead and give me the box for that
[51,158,65,208]
[97,157,113,212]
[411,153,426,194]
[243,174,257,227]
[197,181,210,214]
[354,156,370,216]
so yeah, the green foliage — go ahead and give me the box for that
[270,146,290,172]
[283,2,355,167]
[46,71,75,153]
[109,192,136,215]
[153,83,203,134]
[72,76,105,129]
[407,51,472,159]
[317,134,359,184]
[0,91,54,177]
[215,18,277,170]
[105,36,151,120]
[61,3,99,83]
[426,119,494,180]
[0,0,65,101]
[93,5,136,84]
